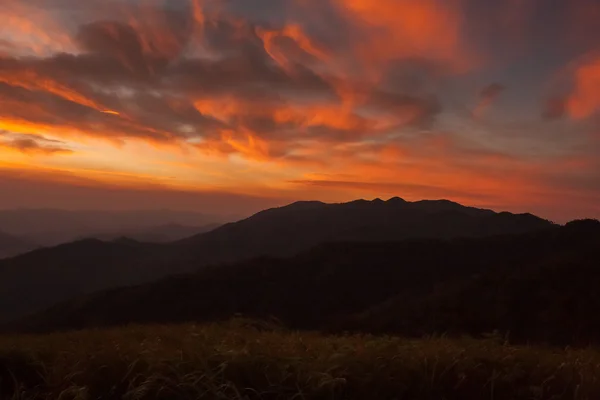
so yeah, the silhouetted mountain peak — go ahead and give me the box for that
[387,197,407,204]
[276,201,326,211]
[346,199,370,206]
[414,199,464,209]
[245,201,327,222]
[494,211,549,222]
[563,219,600,235]
[566,218,600,227]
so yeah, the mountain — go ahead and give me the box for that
[83,223,222,243]
[175,198,553,264]
[0,198,554,323]
[340,219,600,344]
[0,231,38,259]
[11,220,600,346]
[0,239,175,323]
[0,209,233,246]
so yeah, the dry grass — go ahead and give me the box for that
[2,320,600,399]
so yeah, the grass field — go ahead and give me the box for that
[2,320,600,399]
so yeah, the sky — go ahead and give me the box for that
[0,0,599,222]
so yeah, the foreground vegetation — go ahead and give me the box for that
[2,321,600,399]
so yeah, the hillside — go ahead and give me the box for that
[84,223,222,243]
[12,221,600,345]
[0,231,37,259]
[176,198,553,264]
[0,198,554,324]
[341,220,600,345]
[0,240,174,323]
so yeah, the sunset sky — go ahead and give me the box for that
[0,0,599,221]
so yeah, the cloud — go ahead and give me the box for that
[472,83,506,118]
[325,0,474,80]
[565,54,600,120]
[542,96,567,120]
[0,2,448,161]
[543,52,600,121]
[75,13,193,76]
[480,83,506,100]
[0,0,76,56]
[0,131,72,154]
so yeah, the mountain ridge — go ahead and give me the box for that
[0,198,554,323]
[9,221,599,345]
[0,209,233,246]
[177,198,551,263]
[0,231,38,260]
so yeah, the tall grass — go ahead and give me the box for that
[2,319,600,399]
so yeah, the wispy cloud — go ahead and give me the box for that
[0,131,72,154]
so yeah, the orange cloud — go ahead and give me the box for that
[331,0,472,80]
[289,133,600,222]
[0,1,75,56]
[221,130,271,161]
[129,0,193,61]
[566,54,600,119]
[0,69,115,113]
[0,0,447,162]
[256,24,330,74]
[0,118,72,138]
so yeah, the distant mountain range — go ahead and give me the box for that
[0,198,555,324]
[9,220,600,346]
[0,231,38,259]
[82,223,222,243]
[0,209,234,246]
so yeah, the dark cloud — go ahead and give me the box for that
[542,96,568,120]
[368,90,442,126]
[381,58,450,94]
[479,83,506,100]
[0,131,72,154]
[471,83,506,118]
[76,15,192,77]
[77,21,155,75]
[166,54,333,99]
